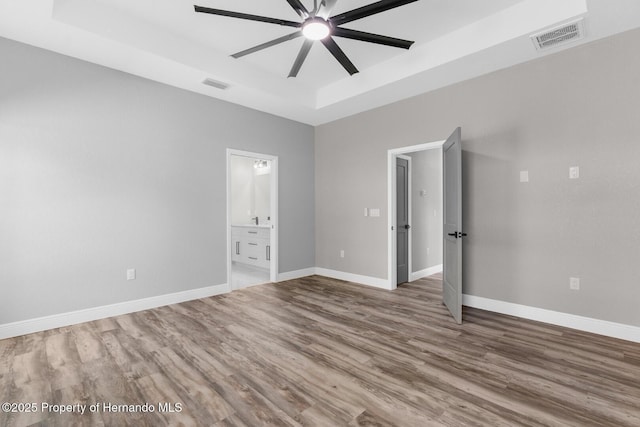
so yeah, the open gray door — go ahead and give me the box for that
[443,127,464,324]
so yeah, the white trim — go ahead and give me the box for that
[388,140,445,290]
[270,156,279,283]
[389,141,446,154]
[410,264,443,281]
[227,149,233,292]
[226,149,279,289]
[0,283,229,340]
[277,267,316,282]
[315,268,390,290]
[463,294,640,344]
[388,149,397,290]
[6,275,638,344]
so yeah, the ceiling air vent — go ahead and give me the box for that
[531,19,585,51]
[202,78,229,90]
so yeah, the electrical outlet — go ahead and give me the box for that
[127,268,136,281]
[370,208,380,217]
[569,277,580,290]
[340,250,345,258]
[427,247,430,255]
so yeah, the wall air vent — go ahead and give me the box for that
[531,19,585,51]
[202,78,229,90]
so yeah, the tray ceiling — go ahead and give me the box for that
[1,0,640,124]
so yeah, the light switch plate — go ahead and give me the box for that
[520,171,529,182]
[369,208,380,217]
[570,277,580,290]
[569,166,580,179]
[127,268,136,281]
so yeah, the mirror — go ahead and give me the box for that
[230,156,271,225]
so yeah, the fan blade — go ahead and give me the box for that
[330,0,418,26]
[321,37,358,75]
[332,27,414,49]
[318,0,338,19]
[233,32,303,58]
[286,0,309,18]
[288,39,314,78]
[194,5,300,28]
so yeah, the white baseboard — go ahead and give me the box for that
[410,264,443,281]
[6,275,637,345]
[315,268,390,290]
[277,267,316,282]
[0,283,229,341]
[463,294,640,344]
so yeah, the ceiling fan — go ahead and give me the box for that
[194,0,418,77]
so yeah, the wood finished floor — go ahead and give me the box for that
[1,274,640,426]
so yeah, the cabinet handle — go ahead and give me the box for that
[266,245,270,261]
[248,242,258,246]
[236,241,240,255]
[248,231,258,234]
[249,257,258,260]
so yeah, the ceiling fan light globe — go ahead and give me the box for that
[302,20,330,40]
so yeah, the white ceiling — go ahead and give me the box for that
[1,0,640,125]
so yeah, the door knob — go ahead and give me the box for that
[404,224,411,230]
[448,232,468,238]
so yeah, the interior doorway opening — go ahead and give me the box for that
[227,149,278,290]
[388,140,444,290]
[396,155,412,285]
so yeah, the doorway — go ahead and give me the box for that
[388,140,444,290]
[388,128,464,324]
[226,149,278,290]
[396,155,411,285]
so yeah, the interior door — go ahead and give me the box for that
[396,157,409,284]
[443,127,463,324]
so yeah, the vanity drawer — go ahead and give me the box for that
[245,240,261,257]
[237,227,270,239]
[243,241,269,269]
[231,226,270,269]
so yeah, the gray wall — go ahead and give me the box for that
[408,149,443,273]
[0,37,314,325]
[315,28,640,327]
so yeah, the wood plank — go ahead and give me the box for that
[0,275,639,426]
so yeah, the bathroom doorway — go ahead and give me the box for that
[226,149,278,290]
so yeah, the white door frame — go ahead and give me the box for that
[387,140,444,290]
[226,148,279,289]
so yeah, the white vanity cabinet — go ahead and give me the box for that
[231,226,271,269]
